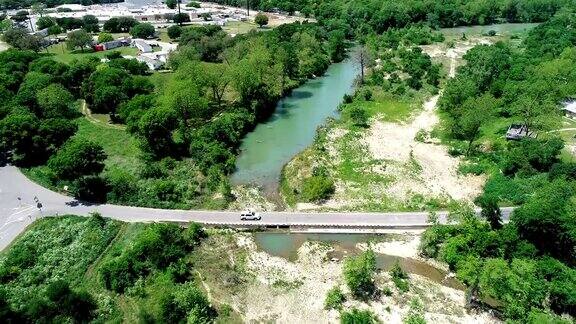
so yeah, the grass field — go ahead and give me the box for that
[222,21,257,35]
[73,118,143,175]
[345,87,415,123]
[45,43,138,63]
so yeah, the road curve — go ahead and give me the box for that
[0,165,514,251]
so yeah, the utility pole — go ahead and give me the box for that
[177,0,182,26]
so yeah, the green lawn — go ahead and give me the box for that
[222,21,257,35]
[46,43,138,63]
[73,118,143,175]
[148,71,175,93]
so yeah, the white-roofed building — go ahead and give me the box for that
[563,101,576,119]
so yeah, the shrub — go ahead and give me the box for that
[414,129,428,142]
[340,308,377,324]
[325,286,345,310]
[343,94,353,104]
[348,106,369,127]
[359,88,373,101]
[255,12,269,27]
[390,261,409,292]
[548,162,576,181]
[458,161,489,175]
[99,223,196,293]
[300,175,335,202]
[74,175,109,203]
[167,25,182,39]
[343,250,376,299]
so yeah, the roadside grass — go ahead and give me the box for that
[21,165,59,192]
[45,44,138,63]
[73,118,143,175]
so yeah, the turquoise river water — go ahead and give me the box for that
[230,55,359,192]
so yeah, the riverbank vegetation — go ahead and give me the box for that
[1,216,496,322]
[416,10,576,323]
[0,21,348,209]
[0,215,225,322]
[207,0,568,29]
[282,26,453,211]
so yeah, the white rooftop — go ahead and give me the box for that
[563,101,576,114]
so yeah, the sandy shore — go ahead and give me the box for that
[227,233,499,323]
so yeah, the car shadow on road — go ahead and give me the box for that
[65,199,100,207]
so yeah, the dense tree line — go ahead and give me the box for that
[0,0,122,10]
[0,50,153,202]
[100,22,342,209]
[420,9,576,322]
[204,0,570,32]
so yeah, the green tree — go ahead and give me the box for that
[343,249,377,299]
[203,62,231,107]
[255,12,269,27]
[97,32,114,43]
[0,108,40,165]
[328,30,346,62]
[36,16,56,30]
[82,15,100,33]
[36,83,76,119]
[456,94,497,155]
[137,107,177,158]
[47,139,107,180]
[512,180,576,264]
[2,27,42,51]
[163,75,210,145]
[130,23,155,39]
[16,71,53,109]
[166,0,177,9]
[66,30,93,52]
[167,25,182,39]
[476,194,502,230]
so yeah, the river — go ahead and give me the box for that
[254,232,465,290]
[231,54,359,193]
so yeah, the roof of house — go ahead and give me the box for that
[506,124,537,140]
[132,39,153,53]
[563,102,576,114]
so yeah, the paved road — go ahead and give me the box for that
[0,165,514,251]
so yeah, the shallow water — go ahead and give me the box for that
[230,56,359,193]
[253,232,465,291]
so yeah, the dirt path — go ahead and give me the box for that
[80,100,125,130]
[362,95,484,201]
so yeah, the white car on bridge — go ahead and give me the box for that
[240,210,261,221]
